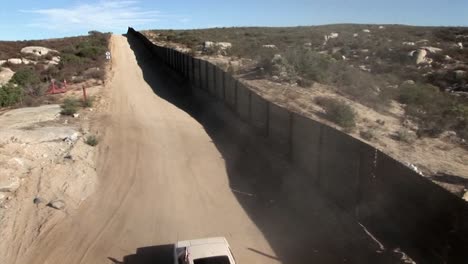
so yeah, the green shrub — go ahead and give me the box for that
[360,128,376,141]
[10,68,40,87]
[0,83,23,107]
[398,83,439,107]
[83,68,104,79]
[83,96,93,108]
[76,45,104,60]
[85,135,98,146]
[285,48,331,82]
[315,96,357,128]
[255,48,276,73]
[60,53,88,66]
[395,128,416,144]
[60,98,80,116]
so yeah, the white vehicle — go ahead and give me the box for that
[174,237,236,264]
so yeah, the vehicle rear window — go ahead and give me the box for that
[193,255,230,264]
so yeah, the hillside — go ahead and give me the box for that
[0,31,109,107]
[142,24,468,196]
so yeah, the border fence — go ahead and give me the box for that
[127,27,468,263]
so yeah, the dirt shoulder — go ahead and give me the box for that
[0,64,108,264]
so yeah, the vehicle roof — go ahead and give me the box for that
[176,237,228,248]
[175,237,234,263]
[188,243,231,261]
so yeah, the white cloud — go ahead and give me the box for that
[23,1,172,32]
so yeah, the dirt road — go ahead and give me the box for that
[17,35,277,264]
[15,35,399,264]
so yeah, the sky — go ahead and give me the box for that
[0,0,467,40]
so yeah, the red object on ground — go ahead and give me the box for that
[46,80,67,95]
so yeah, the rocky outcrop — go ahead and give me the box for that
[7,58,22,65]
[422,46,443,53]
[21,58,36,65]
[454,70,467,80]
[217,42,232,49]
[20,46,58,56]
[0,104,61,129]
[409,49,428,64]
[323,33,339,45]
[0,67,15,86]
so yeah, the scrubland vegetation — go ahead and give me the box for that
[0,31,109,108]
[148,25,468,139]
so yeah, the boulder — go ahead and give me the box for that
[327,32,339,39]
[362,29,371,33]
[0,60,6,66]
[416,39,429,44]
[457,42,464,49]
[304,42,312,47]
[454,70,467,80]
[440,131,459,143]
[7,58,22,65]
[262,44,277,49]
[204,42,232,51]
[379,26,385,29]
[64,132,80,143]
[463,191,468,203]
[359,65,370,72]
[0,67,15,86]
[217,42,232,50]
[21,58,36,65]
[52,56,61,63]
[48,200,66,210]
[20,46,58,56]
[323,33,339,44]
[203,41,215,49]
[331,47,342,54]
[413,49,428,64]
[272,54,283,63]
[422,46,443,53]
[402,42,415,46]
[353,33,359,37]
[402,80,415,86]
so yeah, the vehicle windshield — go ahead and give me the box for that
[193,256,230,264]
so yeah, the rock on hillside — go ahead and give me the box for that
[0,67,15,85]
[20,46,58,56]
[7,58,22,65]
[0,104,61,129]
